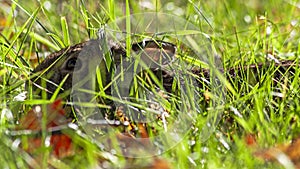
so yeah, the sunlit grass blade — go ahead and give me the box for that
[61,16,70,46]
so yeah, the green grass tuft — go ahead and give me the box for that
[0,0,299,168]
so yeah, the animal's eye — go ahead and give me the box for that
[65,57,82,71]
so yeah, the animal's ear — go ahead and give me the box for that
[132,40,176,66]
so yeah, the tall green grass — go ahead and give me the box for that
[0,0,299,168]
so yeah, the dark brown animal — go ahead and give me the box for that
[29,39,176,100]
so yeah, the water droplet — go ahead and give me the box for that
[244,15,251,23]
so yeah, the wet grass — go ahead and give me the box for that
[0,0,300,168]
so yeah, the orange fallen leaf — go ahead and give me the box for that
[16,99,73,158]
[245,133,257,147]
[16,99,171,168]
[254,136,300,168]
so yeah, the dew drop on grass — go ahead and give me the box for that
[230,106,242,118]
[271,92,284,98]
[201,147,209,153]
[45,136,51,147]
[187,156,197,166]
[13,91,27,101]
[290,30,297,38]
[34,105,42,117]
[188,140,195,146]
[266,26,272,35]
[291,20,298,26]
[244,15,251,23]
[166,2,175,11]
[12,139,21,150]
[139,0,154,10]
[216,132,230,150]
[1,108,13,123]
[266,53,280,63]
[43,1,52,10]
